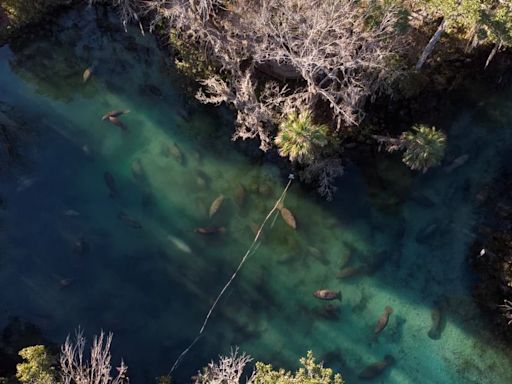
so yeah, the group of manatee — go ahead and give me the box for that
[83,65,448,380]
[313,276,445,379]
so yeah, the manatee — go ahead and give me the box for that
[72,238,88,256]
[374,306,393,334]
[428,306,445,340]
[63,209,80,217]
[59,278,74,289]
[102,110,130,120]
[118,212,142,229]
[162,142,183,164]
[131,158,145,181]
[209,195,225,218]
[313,289,341,301]
[445,154,469,173]
[234,183,246,207]
[415,223,439,244]
[280,207,297,229]
[194,226,226,235]
[195,170,211,189]
[83,66,93,83]
[107,116,126,130]
[358,355,395,379]
[336,265,367,279]
[168,235,192,254]
[103,172,118,198]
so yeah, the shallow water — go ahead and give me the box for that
[1,6,512,384]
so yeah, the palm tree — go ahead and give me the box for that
[375,124,447,173]
[275,110,329,164]
[400,124,446,172]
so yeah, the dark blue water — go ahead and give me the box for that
[1,6,512,384]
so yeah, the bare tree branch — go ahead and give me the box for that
[60,329,128,384]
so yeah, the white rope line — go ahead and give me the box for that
[168,175,294,375]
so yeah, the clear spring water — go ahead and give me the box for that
[1,6,512,384]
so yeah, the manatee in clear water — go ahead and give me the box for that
[234,183,246,207]
[59,278,74,289]
[258,182,273,196]
[339,251,352,269]
[428,306,445,340]
[320,303,341,319]
[280,207,297,229]
[209,195,225,218]
[313,289,341,301]
[445,154,469,173]
[336,265,367,279]
[358,355,395,379]
[63,209,80,217]
[82,66,93,83]
[118,212,142,229]
[162,142,183,164]
[411,192,436,208]
[72,238,88,256]
[194,226,226,235]
[196,170,210,189]
[415,223,439,244]
[106,116,126,130]
[102,109,130,121]
[140,83,163,98]
[308,246,329,265]
[168,235,192,254]
[103,172,118,198]
[249,222,262,238]
[131,158,145,181]
[374,306,393,334]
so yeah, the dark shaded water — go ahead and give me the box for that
[1,6,512,384]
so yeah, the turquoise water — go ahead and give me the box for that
[1,6,512,383]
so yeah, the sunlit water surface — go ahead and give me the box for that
[1,7,512,384]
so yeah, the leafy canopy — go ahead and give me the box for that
[275,111,329,164]
[16,345,56,384]
[399,124,446,172]
[252,351,344,384]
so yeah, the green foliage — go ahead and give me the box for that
[423,0,484,31]
[484,2,512,46]
[0,0,69,27]
[156,376,172,384]
[168,29,216,79]
[252,351,343,384]
[399,124,446,172]
[275,111,329,164]
[16,346,56,384]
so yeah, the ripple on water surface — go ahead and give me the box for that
[0,6,512,384]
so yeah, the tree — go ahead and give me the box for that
[375,124,447,173]
[275,111,329,164]
[252,351,343,384]
[194,349,343,384]
[60,330,128,384]
[16,345,56,384]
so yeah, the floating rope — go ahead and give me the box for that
[168,174,295,375]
